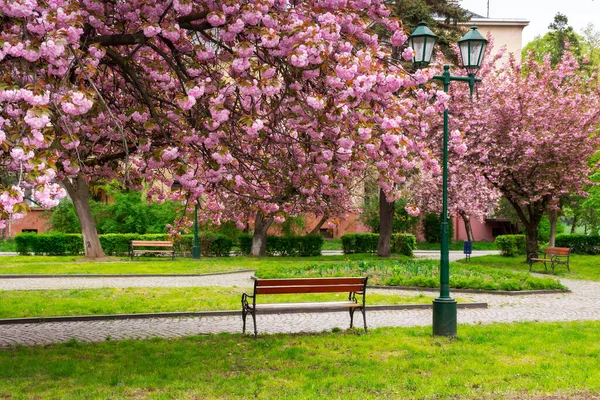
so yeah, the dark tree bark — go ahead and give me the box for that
[309,214,328,235]
[459,210,474,242]
[570,216,578,234]
[506,198,547,261]
[61,174,105,258]
[548,209,559,247]
[377,188,395,258]
[251,212,274,256]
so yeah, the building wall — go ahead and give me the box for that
[470,20,529,63]
[7,209,51,237]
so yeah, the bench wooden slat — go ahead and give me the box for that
[256,284,366,295]
[242,276,368,337]
[529,247,571,274]
[253,301,361,310]
[131,241,172,247]
[545,247,570,255]
[130,240,175,260]
[255,277,366,286]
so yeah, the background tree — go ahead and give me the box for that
[522,13,583,65]
[2,1,444,258]
[456,51,600,259]
[391,0,469,61]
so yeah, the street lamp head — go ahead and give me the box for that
[457,26,488,75]
[171,180,182,190]
[408,21,439,68]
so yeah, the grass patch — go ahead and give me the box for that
[322,238,342,251]
[0,254,407,275]
[256,259,566,291]
[0,287,435,319]
[1,322,600,398]
[416,241,498,251]
[0,238,15,252]
[458,254,600,282]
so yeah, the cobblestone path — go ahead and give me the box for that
[1,277,598,347]
[0,271,254,291]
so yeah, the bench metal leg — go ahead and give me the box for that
[349,308,355,329]
[362,307,367,332]
[242,308,247,334]
[252,311,257,338]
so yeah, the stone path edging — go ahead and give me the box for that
[0,269,255,279]
[369,285,570,296]
[0,303,489,325]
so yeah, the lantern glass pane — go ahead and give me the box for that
[410,36,425,64]
[423,37,435,64]
[460,40,486,68]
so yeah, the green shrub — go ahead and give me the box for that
[14,232,38,255]
[495,235,526,257]
[341,233,379,254]
[13,232,232,257]
[341,233,416,256]
[423,213,454,243]
[238,234,322,256]
[555,234,600,254]
[391,234,416,256]
[537,215,565,242]
[237,234,253,255]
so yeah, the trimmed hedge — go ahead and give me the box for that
[238,234,323,256]
[495,235,526,257]
[391,233,417,256]
[341,233,379,254]
[555,234,600,255]
[341,233,416,256]
[14,232,233,257]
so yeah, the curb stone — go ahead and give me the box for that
[0,302,488,325]
[369,285,570,296]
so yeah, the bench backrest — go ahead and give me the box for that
[131,240,173,247]
[253,277,367,295]
[545,247,570,256]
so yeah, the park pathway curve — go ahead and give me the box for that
[1,275,599,347]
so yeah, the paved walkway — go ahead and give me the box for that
[0,271,253,291]
[5,249,599,348]
[1,275,599,347]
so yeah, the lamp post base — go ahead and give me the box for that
[192,246,201,259]
[432,298,457,337]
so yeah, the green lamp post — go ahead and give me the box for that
[409,23,488,337]
[171,180,201,259]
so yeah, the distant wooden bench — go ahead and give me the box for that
[528,247,571,274]
[242,277,368,337]
[130,240,175,260]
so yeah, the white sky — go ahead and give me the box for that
[459,0,600,45]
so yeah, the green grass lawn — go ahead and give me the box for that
[0,254,399,275]
[256,259,566,291]
[458,254,600,282]
[1,322,599,399]
[322,238,342,250]
[0,254,566,291]
[0,287,436,319]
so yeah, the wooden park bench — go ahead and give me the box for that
[242,277,368,337]
[528,247,571,274]
[130,240,175,261]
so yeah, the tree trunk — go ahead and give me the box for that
[61,174,105,258]
[548,209,559,247]
[524,223,539,261]
[570,215,578,234]
[459,210,474,242]
[309,214,328,235]
[251,212,274,257]
[377,188,395,258]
